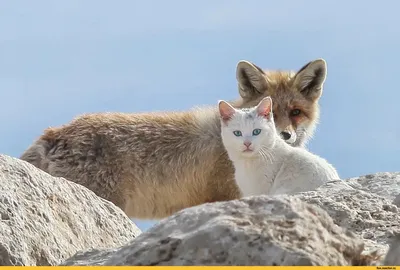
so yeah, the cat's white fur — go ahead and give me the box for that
[218,96,340,197]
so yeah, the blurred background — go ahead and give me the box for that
[1,0,399,231]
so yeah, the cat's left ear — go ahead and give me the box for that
[218,100,236,123]
[256,97,272,119]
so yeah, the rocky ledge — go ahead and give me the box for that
[0,154,141,265]
[0,154,398,266]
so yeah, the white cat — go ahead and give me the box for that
[218,96,340,197]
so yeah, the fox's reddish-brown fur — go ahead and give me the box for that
[20,59,328,219]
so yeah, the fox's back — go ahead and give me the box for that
[39,110,222,177]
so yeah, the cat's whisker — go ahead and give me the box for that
[264,148,275,164]
[258,149,268,163]
[259,148,274,164]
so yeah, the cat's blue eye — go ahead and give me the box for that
[233,130,242,137]
[252,128,262,136]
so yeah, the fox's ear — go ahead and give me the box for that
[256,97,272,119]
[292,58,327,101]
[218,100,236,123]
[236,60,268,99]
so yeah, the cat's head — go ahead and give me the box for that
[218,97,276,158]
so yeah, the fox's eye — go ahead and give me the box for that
[233,130,242,137]
[290,109,301,116]
[252,129,261,136]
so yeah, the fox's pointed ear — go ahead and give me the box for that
[256,97,272,119]
[292,58,327,101]
[236,60,268,99]
[218,100,236,123]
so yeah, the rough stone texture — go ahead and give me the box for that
[346,172,400,201]
[0,154,141,266]
[1,152,397,267]
[392,194,400,208]
[60,195,366,266]
[383,234,400,266]
[293,178,400,257]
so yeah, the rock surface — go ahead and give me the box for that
[383,234,400,266]
[346,172,400,201]
[293,178,400,256]
[392,194,400,208]
[1,152,398,266]
[60,173,400,266]
[60,195,366,266]
[0,154,141,266]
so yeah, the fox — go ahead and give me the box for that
[19,58,327,220]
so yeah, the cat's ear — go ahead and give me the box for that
[256,97,272,119]
[218,100,236,123]
[292,58,327,101]
[236,60,268,99]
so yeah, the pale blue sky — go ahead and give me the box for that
[1,1,399,231]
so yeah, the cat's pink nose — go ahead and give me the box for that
[243,141,252,148]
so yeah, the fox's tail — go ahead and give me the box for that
[20,138,52,171]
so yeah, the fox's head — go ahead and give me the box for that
[232,59,327,148]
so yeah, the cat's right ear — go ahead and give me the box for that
[236,60,268,99]
[218,100,236,123]
[256,97,272,119]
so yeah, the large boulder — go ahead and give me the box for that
[393,194,400,208]
[60,195,367,266]
[60,172,400,266]
[346,172,400,201]
[0,154,141,266]
[293,177,400,256]
[383,234,400,266]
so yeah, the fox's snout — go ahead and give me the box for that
[275,121,297,144]
[280,129,297,144]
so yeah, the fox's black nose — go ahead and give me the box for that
[280,131,291,140]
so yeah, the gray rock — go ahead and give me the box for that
[393,194,400,208]
[60,195,366,266]
[345,172,400,201]
[0,154,141,266]
[383,234,400,266]
[293,179,400,256]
